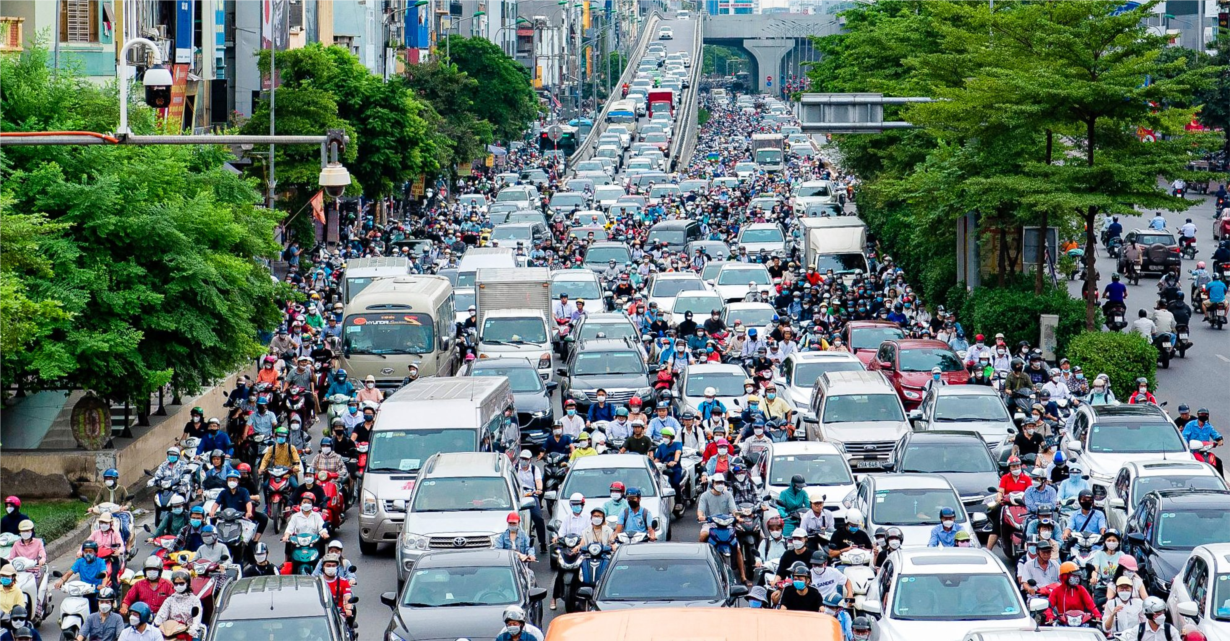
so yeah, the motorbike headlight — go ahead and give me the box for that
[362,491,377,516]
[401,532,429,551]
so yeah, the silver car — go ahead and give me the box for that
[544,454,676,542]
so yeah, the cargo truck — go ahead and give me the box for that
[752,133,785,172]
[474,268,555,380]
[648,90,675,119]
[798,217,869,282]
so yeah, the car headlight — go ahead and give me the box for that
[402,532,429,551]
[903,390,921,400]
[362,491,377,516]
[538,353,552,370]
[636,387,653,398]
[533,410,549,418]
[569,389,588,401]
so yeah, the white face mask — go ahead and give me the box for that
[769,530,782,540]
[145,570,160,581]
[611,492,622,501]
[5,507,12,514]
[792,540,806,550]
[20,531,32,541]
[1105,540,1118,551]
[366,382,375,389]
[321,446,332,455]
[592,516,604,526]
[301,504,313,513]
[323,566,338,577]
[175,583,189,594]
[1118,590,1132,601]
[130,615,142,627]
[227,480,239,489]
[100,523,111,531]
[99,602,112,613]
[255,553,268,563]
[105,480,116,488]
[888,539,901,549]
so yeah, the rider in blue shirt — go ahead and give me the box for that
[1183,409,1223,445]
[1206,276,1228,304]
[1106,217,1123,240]
[1024,471,1058,514]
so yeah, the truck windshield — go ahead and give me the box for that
[482,317,548,344]
[343,313,435,355]
[756,149,783,164]
[796,184,831,198]
[814,253,868,273]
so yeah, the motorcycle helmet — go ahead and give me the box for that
[1011,358,1024,371]
[626,487,642,498]
[252,542,269,557]
[1143,596,1166,615]
[809,550,829,567]
[1006,455,1021,467]
[1119,555,1139,572]
[852,616,873,638]
[12,628,33,640]
[503,605,527,624]
[17,520,33,534]
[846,508,865,527]
[823,591,845,609]
[169,494,187,508]
[938,506,956,520]
[143,555,162,571]
[210,449,225,462]
[97,586,117,602]
[129,602,153,626]
[166,446,180,457]
[81,540,99,553]
[236,463,252,475]
[171,569,191,585]
[190,504,205,515]
[766,515,783,530]
[103,468,119,480]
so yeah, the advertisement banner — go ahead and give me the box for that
[165,63,191,133]
[175,0,195,63]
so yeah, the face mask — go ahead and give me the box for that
[172,508,184,515]
[1027,545,1037,555]
[1076,374,1085,380]
[745,386,755,394]
[189,519,202,528]
[202,535,216,545]
[227,480,239,490]
[770,530,783,540]
[748,599,763,608]
[571,504,583,515]
[718,447,728,456]
[301,504,313,513]
[0,578,11,587]
[324,566,338,577]
[849,525,859,533]
[105,479,116,488]
[20,531,32,541]
[365,382,375,389]
[1010,468,1021,477]
[628,499,640,508]
[592,516,605,526]
[291,423,302,431]
[145,570,160,581]
[888,540,901,550]
[792,580,806,590]
[175,583,188,594]
[1067,575,1080,586]
[1080,500,1093,510]
[348,407,358,415]
[567,409,576,416]
[942,519,954,529]
[713,483,726,492]
[255,553,268,563]
[1153,613,1166,624]
[1040,528,1053,539]
[100,523,111,532]
[99,602,112,613]
[276,437,287,445]
[130,615,142,627]
[1124,570,1136,579]
[1106,540,1118,551]
[167,455,179,464]
[793,540,806,550]
[753,428,764,437]
[504,625,523,637]
[597,396,606,403]
[766,393,776,400]
[611,492,622,502]
[553,429,562,437]
[321,446,332,455]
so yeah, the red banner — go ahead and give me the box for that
[164,63,191,133]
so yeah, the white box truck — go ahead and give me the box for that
[475,268,554,379]
[799,217,870,282]
[752,133,785,172]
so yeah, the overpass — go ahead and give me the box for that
[704,14,843,94]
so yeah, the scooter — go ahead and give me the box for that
[576,542,612,608]
[837,547,876,613]
[90,502,137,559]
[320,473,347,531]
[287,531,322,575]
[1153,333,1174,369]
[1065,531,1100,571]
[0,533,16,564]
[735,502,763,580]
[326,394,352,425]
[9,556,51,625]
[1181,238,1198,260]
[706,514,740,579]
[1190,439,1223,475]
[999,491,1029,564]
[549,524,584,611]
[148,476,183,526]
[264,466,294,534]
[1175,323,1193,358]
[54,577,96,641]
[543,453,569,495]
[1208,300,1228,330]
[1104,302,1129,332]
[213,508,255,567]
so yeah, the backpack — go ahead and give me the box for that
[1137,622,1177,641]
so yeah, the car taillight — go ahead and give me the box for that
[1170,246,1181,253]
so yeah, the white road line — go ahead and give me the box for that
[1217,354,1230,363]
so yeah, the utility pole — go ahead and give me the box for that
[267,4,282,211]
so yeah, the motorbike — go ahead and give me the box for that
[53,577,96,641]
[1175,323,1192,358]
[148,475,185,526]
[735,502,763,579]
[8,556,51,625]
[326,394,352,425]
[680,447,703,506]
[1189,439,1223,475]
[285,387,313,428]
[1153,333,1174,369]
[213,508,255,567]
[1181,237,1198,260]
[998,491,1029,563]
[320,473,347,531]
[615,530,650,546]
[706,514,740,579]
[1104,302,1129,332]
[543,453,569,495]
[200,488,224,520]
[264,466,294,534]
[836,547,876,613]
[576,542,612,609]
[287,531,322,575]
[1065,531,1100,571]
[1106,236,1123,259]
[1208,300,1228,330]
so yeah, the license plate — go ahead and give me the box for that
[1148,264,1163,271]
[856,459,881,469]
[1179,333,1189,340]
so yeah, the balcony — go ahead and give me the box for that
[0,16,24,52]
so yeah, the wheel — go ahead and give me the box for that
[1178,346,1187,358]
[359,539,378,555]
[269,510,281,535]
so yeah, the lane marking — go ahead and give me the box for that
[1218,354,1230,363]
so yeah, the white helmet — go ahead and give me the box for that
[845,508,865,527]
[704,386,717,397]
[502,605,527,623]
[1143,596,1166,615]
[569,493,585,504]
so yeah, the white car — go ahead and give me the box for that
[845,473,986,548]
[1060,403,1193,499]
[666,290,724,325]
[646,272,710,315]
[865,548,1035,641]
[712,263,772,303]
[658,26,673,40]
[1105,459,1228,533]
[720,302,776,341]
[593,185,626,209]
[544,454,676,541]
[458,193,488,213]
[736,222,789,257]
[734,162,758,180]
[1168,543,1230,641]
[775,352,865,409]
[677,363,746,418]
[756,441,855,522]
[791,179,839,209]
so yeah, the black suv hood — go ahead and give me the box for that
[571,373,649,392]
[513,389,551,414]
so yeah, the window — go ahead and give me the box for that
[60,0,98,43]
[1184,557,1208,617]
[891,573,1021,620]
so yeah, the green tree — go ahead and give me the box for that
[404,60,495,171]
[1196,31,1230,156]
[442,35,540,141]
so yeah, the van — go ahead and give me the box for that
[802,370,911,471]
[358,377,515,555]
[340,275,459,387]
[456,247,518,289]
[342,257,413,304]
[799,217,869,279]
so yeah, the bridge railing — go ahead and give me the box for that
[667,12,704,171]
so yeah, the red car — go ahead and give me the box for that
[866,339,970,408]
[842,321,906,367]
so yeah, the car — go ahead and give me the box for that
[593,186,626,208]
[550,269,606,312]
[519,169,550,187]
[646,272,710,314]
[1061,403,1194,500]
[801,201,843,216]
[496,186,537,209]
[568,226,610,242]
[885,431,1000,536]
[647,183,680,205]
[802,370,912,471]
[1125,228,1182,274]
[658,26,673,39]
[712,263,772,303]
[909,385,1017,448]
[841,322,906,366]
[583,241,632,275]
[734,162,758,180]
[569,313,643,349]
[574,160,610,177]
[844,473,986,548]
[566,178,596,194]
[756,441,855,521]
[206,575,350,641]
[458,193,488,213]
[721,302,777,340]
[1106,460,1228,533]
[679,179,709,194]
[380,550,547,641]
[685,240,731,262]
[775,351,865,409]
[467,358,557,449]
[549,191,589,214]
[491,222,547,247]
[677,9,691,19]
[396,452,535,584]
[866,339,971,409]
[1166,542,1230,640]
[578,543,748,610]
[736,223,790,257]
[1125,489,1230,597]
[665,290,724,326]
[557,338,655,415]
[676,363,747,418]
[544,454,676,543]
[791,180,839,209]
[486,203,520,224]
[865,548,1034,641]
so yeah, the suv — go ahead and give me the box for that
[646,220,703,253]
[396,452,535,585]
[866,339,970,409]
[1061,403,1192,500]
[1106,460,1228,532]
[1125,228,1182,273]
[801,371,911,471]
[885,431,1000,537]
[1125,489,1230,597]
[207,575,350,641]
[557,338,654,415]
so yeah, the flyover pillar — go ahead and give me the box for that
[743,38,795,94]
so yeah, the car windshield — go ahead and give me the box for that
[343,313,435,355]
[899,348,964,373]
[574,352,645,376]
[741,228,784,244]
[900,442,997,474]
[651,277,705,297]
[1155,509,1230,549]
[577,321,638,342]
[481,317,548,344]
[460,195,486,207]
[685,372,745,397]
[717,268,770,286]
[792,361,864,389]
[599,559,720,601]
[649,185,679,198]
[644,134,669,144]
[412,477,512,512]
[1132,475,1226,507]
[647,230,687,246]
[367,428,478,473]
[850,326,905,351]
[814,253,868,273]
[472,366,543,393]
[1214,574,1230,621]
[673,295,723,317]
[1136,234,1176,246]
[595,187,625,201]
[823,394,905,423]
[586,246,632,265]
[872,488,966,525]
[933,395,1010,422]
[212,617,333,638]
[552,194,586,209]
[770,454,853,486]
[403,566,520,607]
[796,184,831,198]
[805,204,843,217]
[570,228,609,241]
[455,290,475,314]
[892,573,1021,621]
[725,307,775,328]
[497,189,531,202]
[492,226,532,241]
[507,213,545,225]
[561,466,656,498]
[1088,423,1185,454]
[681,181,708,192]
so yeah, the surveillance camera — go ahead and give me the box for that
[319,163,351,198]
[143,64,174,109]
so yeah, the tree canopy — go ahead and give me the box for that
[404,60,495,171]
[441,35,541,141]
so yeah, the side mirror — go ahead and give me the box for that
[987,486,999,494]
[662,487,676,498]
[880,462,895,472]
[1068,441,1083,453]
[576,586,594,600]
[971,513,988,526]
[733,398,742,407]
[1178,601,1200,618]
[1126,532,1146,545]
[543,491,558,502]
[1109,498,1126,510]
[349,596,359,604]
[381,591,397,608]
[530,587,549,602]
[907,410,922,422]
[729,584,749,598]
[800,410,818,424]
[547,519,561,533]
[221,555,230,562]
[861,600,882,615]
[1029,597,1050,613]
[556,368,569,377]
[52,570,64,578]
[143,524,153,533]
[546,381,559,392]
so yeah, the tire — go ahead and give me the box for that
[269,509,281,536]
[359,539,378,555]
[1179,346,1187,358]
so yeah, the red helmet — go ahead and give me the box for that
[1184,632,1208,641]
[236,463,252,474]
[629,397,643,407]
[1007,456,1021,467]
[610,482,626,492]
[4,496,19,509]
[506,512,521,524]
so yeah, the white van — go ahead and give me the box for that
[342,257,413,304]
[358,377,515,554]
[456,247,518,289]
[340,275,458,386]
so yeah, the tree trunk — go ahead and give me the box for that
[1037,130,1053,295]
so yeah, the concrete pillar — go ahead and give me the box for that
[743,38,793,94]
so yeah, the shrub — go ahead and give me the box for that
[1065,331,1158,399]
[957,282,1088,358]
[24,499,89,543]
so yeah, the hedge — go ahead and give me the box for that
[953,280,1089,358]
[23,499,90,543]
[1065,331,1158,399]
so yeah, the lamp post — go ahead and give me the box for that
[117,37,172,136]
[495,17,531,58]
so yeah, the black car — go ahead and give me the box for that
[206,575,351,641]
[468,358,557,449]
[884,431,1001,536]
[578,542,748,610]
[646,220,703,253]
[557,338,655,415]
[1124,488,1230,597]
[381,550,547,641]
[1125,229,1182,274]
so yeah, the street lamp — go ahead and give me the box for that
[495,17,531,58]
[117,37,172,135]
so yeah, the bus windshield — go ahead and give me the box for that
[343,313,435,355]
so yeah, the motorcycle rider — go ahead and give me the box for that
[926,507,960,547]
[1,497,30,536]
[875,527,903,569]
[1102,576,1145,636]
[116,602,158,641]
[612,487,657,542]
[1005,359,1033,393]
[246,399,278,441]
[550,494,590,610]
[1064,489,1108,539]
[823,591,855,640]
[1088,376,1117,405]
[1025,469,1058,514]
[0,566,21,621]
[1135,597,1179,641]
[1050,561,1101,620]
[146,494,188,541]
[120,557,173,617]
[1019,540,1060,594]
[150,448,189,493]
[89,469,132,545]
[258,427,303,485]
[78,586,123,641]
[1024,503,1062,546]
[773,561,823,612]
[9,520,46,577]
[153,571,203,637]
[1182,409,1224,474]
[355,374,382,405]
[83,511,125,580]
[242,542,278,577]
[829,508,873,558]
[799,496,835,543]
[1127,378,1157,405]
[197,418,233,458]
[194,524,230,565]
[1,606,40,641]
[174,505,208,553]
[289,467,327,512]
[494,513,536,563]
[200,449,234,491]
[495,605,544,641]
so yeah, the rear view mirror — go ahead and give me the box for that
[1178,601,1199,618]
[1029,597,1050,613]
[729,584,749,598]
[381,591,397,608]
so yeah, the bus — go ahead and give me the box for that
[339,275,458,386]
[545,608,842,641]
[539,124,579,157]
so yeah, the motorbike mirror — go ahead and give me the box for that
[1109,498,1126,510]
[547,520,560,533]
[144,469,154,476]
[381,592,397,608]
[861,600,882,616]
[52,570,63,578]
[144,524,153,533]
[349,596,359,604]
[221,555,230,562]
[987,486,998,494]
[97,572,109,579]
[78,495,91,503]
[349,565,357,573]
[971,513,988,526]
[732,398,741,407]
[529,587,548,602]
[729,584,749,598]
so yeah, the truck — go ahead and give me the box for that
[474,267,554,380]
[752,133,785,172]
[798,217,869,282]
[647,90,675,119]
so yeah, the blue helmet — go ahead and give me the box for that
[129,602,152,626]
[225,470,240,479]
[823,591,846,608]
[1053,451,1065,465]
[320,437,333,447]
[626,487,643,498]
[103,468,119,479]
[939,506,956,519]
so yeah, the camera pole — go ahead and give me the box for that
[117,37,169,136]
